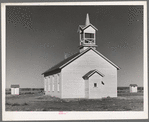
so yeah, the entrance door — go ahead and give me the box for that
[89,73,103,99]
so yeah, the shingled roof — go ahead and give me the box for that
[42,47,120,76]
[79,24,98,31]
[11,85,20,88]
[130,84,138,87]
[42,52,80,76]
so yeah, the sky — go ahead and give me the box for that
[6,5,143,88]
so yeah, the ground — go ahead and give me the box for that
[6,93,143,111]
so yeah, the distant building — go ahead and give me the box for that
[11,85,19,95]
[129,84,138,93]
[42,14,120,99]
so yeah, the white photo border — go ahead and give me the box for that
[1,1,148,120]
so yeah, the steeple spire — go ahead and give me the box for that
[85,13,90,26]
[78,14,98,52]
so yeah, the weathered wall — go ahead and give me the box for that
[61,49,117,98]
[85,79,89,98]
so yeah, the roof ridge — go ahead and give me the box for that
[42,47,120,75]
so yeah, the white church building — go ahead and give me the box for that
[42,14,120,99]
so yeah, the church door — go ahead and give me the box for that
[88,73,104,99]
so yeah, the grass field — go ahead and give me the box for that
[6,92,143,111]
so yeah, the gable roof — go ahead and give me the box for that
[42,47,120,75]
[83,24,98,31]
[79,25,86,29]
[78,24,98,32]
[42,52,80,75]
[78,13,98,32]
[82,69,105,80]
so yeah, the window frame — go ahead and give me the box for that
[52,75,54,92]
[85,33,94,39]
[48,77,50,92]
[94,83,97,88]
[44,77,47,92]
[57,74,60,92]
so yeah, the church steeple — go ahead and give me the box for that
[78,13,98,52]
[85,13,90,26]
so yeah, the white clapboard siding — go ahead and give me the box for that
[45,73,61,98]
[89,73,103,99]
[61,49,117,98]
[84,26,95,33]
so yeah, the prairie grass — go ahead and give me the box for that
[6,92,143,111]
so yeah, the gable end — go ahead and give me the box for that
[82,69,105,80]
[42,47,120,76]
[60,48,120,70]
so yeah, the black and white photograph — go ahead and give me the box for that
[1,1,148,121]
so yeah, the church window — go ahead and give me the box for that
[48,77,50,92]
[44,78,47,92]
[94,83,97,87]
[52,76,54,92]
[57,74,60,92]
[85,33,94,38]
[55,75,57,90]
[101,81,105,85]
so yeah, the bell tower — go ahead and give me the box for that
[78,13,98,52]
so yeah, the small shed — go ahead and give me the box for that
[129,84,138,93]
[11,85,20,95]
